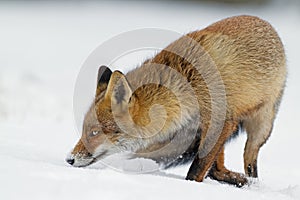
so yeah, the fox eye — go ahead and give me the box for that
[89,131,99,137]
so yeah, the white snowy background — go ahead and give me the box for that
[0,0,300,199]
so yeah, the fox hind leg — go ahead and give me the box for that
[243,103,276,178]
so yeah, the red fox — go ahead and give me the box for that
[66,15,286,187]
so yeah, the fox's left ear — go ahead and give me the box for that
[96,65,112,97]
[105,71,132,108]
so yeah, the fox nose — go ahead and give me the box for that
[66,158,75,165]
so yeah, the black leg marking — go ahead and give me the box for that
[186,155,201,181]
[247,161,258,178]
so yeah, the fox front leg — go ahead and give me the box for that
[208,147,247,187]
[186,121,241,184]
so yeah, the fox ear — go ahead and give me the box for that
[105,71,132,108]
[96,65,112,96]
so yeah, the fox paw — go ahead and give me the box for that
[208,168,248,188]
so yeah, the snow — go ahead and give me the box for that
[1,1,300,200]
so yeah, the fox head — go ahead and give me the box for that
[66,66,141,167]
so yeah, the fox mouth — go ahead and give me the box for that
[88,150,108,166]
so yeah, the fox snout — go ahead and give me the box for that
[65,157,75,165]
[66,139,94,167]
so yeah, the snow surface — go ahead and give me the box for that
[1,1,300,200]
